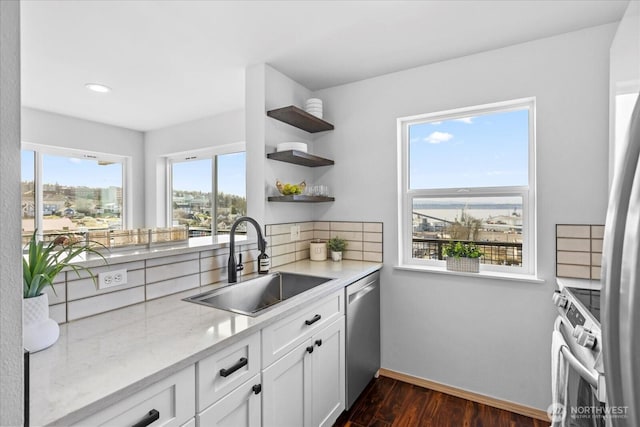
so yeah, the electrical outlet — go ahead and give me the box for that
[98,269,128,289]
[290,225,300,241]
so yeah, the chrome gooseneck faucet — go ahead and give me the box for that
[227,216,268,283]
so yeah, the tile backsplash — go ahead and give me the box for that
[266,220,384,268]
[46,242,258,324]
[47,219,384,324]
[556,224,604,280]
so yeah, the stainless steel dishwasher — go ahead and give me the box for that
[345,270,380,409]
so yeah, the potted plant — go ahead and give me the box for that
[442,241,483,273]
[23,231,107,352]
[327,236,347,262]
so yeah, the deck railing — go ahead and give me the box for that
[412,238,523,266]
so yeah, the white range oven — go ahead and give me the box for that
[552,279,607,426]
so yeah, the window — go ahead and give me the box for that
[21,143,128,244]
[168,147,246,237]
[398,98,536,275]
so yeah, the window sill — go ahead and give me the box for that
[394,264,545,284]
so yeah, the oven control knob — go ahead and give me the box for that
[552,291,568,309]
[574,327,596,349]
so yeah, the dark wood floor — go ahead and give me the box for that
[333,376,548,427]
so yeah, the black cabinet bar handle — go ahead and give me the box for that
[306,345,314,354]
[305,314,321,325]
[315,339,322,347]
[220,357,248,377]
[131,409,160,427]
[252,384,262,394]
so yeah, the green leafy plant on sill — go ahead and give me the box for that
[327,236,347,253]
[23,230,108,299]
[442,241,483,259]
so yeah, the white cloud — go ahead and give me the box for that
[430,121,442,125]
[68,158,82,164]
[454,117,474,124]
[425,131,453,144]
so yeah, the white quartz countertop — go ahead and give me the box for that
[29,259,382,426]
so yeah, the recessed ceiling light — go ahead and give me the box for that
[85,83,111,93]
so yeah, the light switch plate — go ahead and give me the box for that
[290,225,300,241]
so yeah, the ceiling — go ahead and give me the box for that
[20,0,629,132]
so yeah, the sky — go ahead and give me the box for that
[409,108,529,189]
[21,151,247,197]
[172,152,246,196]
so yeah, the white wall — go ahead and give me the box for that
[144,110,245,227]
[313,24,616,410]
[246,64,328,226]
[21,107,146,227]
[0,1,24,424]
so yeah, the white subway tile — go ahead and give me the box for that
[556,251,590,266]
[343,250,363,261]
[556,238,590,252]
[314,221,330,231]
[331,222,363,232]
[314,230,330,240]
[43,283,66,305]
[146,252,198,268]
[330,230,363,241]
[363,232,383,243]
[363,252,383,263]
[272,253,296,268]
[591,239,603,253]
[146,274,200,300]
[557,264,591,279]
[49,304,66,324]
[200,254,227,272]
[557,225,591,239]
[146,259,199,284]
[363,222,383,233]
[200,268,226,286]
[591,225,605,239]
[68,287,145,321]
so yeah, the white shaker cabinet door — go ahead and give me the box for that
[262,340,313,427]
[311,316,345,427]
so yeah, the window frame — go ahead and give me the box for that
[165,142,246,236]
[397,98,537,276]
[21,142,131,236]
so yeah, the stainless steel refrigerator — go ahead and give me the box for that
[602,93,640,427]
[602,3,640,426]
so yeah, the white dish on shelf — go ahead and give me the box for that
[276,142,308,152]
[307,111,323,119]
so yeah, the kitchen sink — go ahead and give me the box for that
[183,271,332,316]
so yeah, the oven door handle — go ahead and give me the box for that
[554,317,600,389]
[560,345,599,389]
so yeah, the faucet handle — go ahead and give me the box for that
[236,253,244,272]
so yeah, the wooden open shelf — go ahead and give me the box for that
[267,106,334,133]
[267,150,334,167]
[267,195,335,203]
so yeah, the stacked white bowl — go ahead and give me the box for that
[305,98,323,119]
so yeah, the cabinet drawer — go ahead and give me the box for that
[262,290,343,367]
[71,365,195,427]
[197,331,260,411]
[197,373,262,427]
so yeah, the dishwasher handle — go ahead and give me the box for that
[348,281,377,305]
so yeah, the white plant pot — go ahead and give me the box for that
[331,251,343,262]
[23,293,59,353]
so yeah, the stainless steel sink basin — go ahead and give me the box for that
[183,272,332,316]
